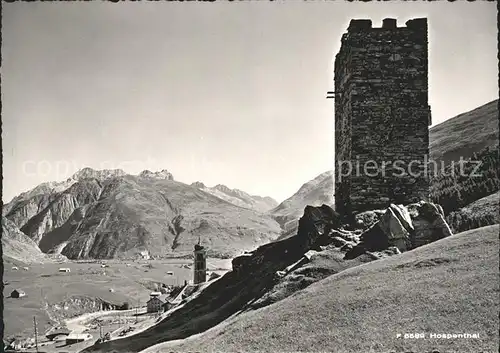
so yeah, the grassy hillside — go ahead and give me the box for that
[430,144,499,215]
[446,191,500,233]
[144,225,499,353]
[424,100,498,224]
[430,99,498,166]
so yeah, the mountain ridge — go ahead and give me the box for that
[190,181,278,213]
[3,171,281,260]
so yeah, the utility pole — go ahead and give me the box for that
[33,316,39,353]
[135,299,139,324]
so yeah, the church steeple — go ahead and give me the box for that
[193,238,206,284]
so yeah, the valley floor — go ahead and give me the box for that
[2,257,231,348]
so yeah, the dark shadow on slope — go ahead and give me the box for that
[39,206,88,253]
[81,237,305,353]
[81,205,341,353]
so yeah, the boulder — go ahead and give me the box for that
[303,250,319,261]
[366,246,401,260]
[344,243,368,260]
[282,250,319,275]
[319,244,337,251]
[331,236,349,248]
[354,209,385,229]
[359,207,412,252]
[381,246,402,256]
[378,207,412,251]
[296,205,342,251]
[408,202,453,248]
[340,242,356,252]
[389,204,414,232]
[275,270,286,279]
[345,201,452,259]
[358,223,389,251]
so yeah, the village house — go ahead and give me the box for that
[161,283,199,312]
[11,289,26,298]
[45,327,71,341]
[146,292,168,313]
[208,272,221,281]
[65,333,93,344]
[139,250,150,260]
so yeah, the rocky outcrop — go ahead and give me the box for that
[377,206,412,251]
[232,205,344,279]
[346,201,453,259]
[408,201,453,247]
[295,205,343,251]
[190,181,206,189]
[72,167,126,181]
[139,169,174,181]
[354,209,386,229]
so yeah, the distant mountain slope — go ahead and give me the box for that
[142,225,499,353]
[60,176,281,259]
[19,178,103,244]
[270,171,333,231]
[430,99,498,166]
[2,217,52,264]
[190,182,278,213]
[3,169,281,260]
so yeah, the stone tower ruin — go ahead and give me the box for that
[334,18,431,220]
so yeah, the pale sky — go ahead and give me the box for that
[2,1,498,203]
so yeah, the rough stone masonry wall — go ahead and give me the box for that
[335,18,431,220]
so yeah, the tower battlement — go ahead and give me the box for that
[347,17,427,32]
